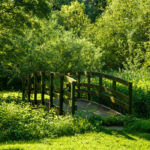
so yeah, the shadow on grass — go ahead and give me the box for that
[76,110,150,141]
[100,128,136,140]
[0,127,150,150]
[100,127,150,141]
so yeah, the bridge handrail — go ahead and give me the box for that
[22,71,132,115]
[68,72,130,86]
[67,71,132,114]
[22,72,77,115]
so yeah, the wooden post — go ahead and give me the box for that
[77,73,81,99]
[129,82,132,114]
[99,75,103,104]
[41,72,45,105]
[28,74,31,102]
[59,75,64,115]
[112,80,116,94]
[87,73,91,101]
[34,73,37,105]
[22,77,25,101]
[50,73,54,107]
[71,81,76,115]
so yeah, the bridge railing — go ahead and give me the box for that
[22,72,77,115]
[22,71,132,114]
[67,72,132,114]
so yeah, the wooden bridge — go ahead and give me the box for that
[22,72,132,116]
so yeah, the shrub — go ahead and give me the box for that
[124,117,150,132]
[0,95,22,105]
[0,102,95,141]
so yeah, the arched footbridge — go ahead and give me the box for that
[22,72,132,117]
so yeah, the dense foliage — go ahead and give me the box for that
[0,0,150,117]
[1,0,150,75]
[0,96,150,142]
[0,101,94,141]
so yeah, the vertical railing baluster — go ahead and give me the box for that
[41,72,45,105]
[50,73,54,107]
[71,81,76,115]
[22,76,25,101]
[59,75,64,115]
[28,74,31,102]
[112,80,116,95]
[34,73,37,105]
[87,73,91,101]
[129,82,132,114]
[77,72,81,99]
[99,75,103,104]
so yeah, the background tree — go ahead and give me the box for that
[86,0,150,69]
[57,1,91,36]
[0,0,52,63]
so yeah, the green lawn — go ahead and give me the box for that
[0,132,150,150]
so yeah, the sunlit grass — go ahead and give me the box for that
[0,132,150,150]
[0,91,22,98]
[0,91,50,101]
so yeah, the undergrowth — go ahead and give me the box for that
[0,96,150,142]
[0,85,150,142]
[0,101,95,142]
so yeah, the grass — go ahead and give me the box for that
[0,91,50,102]
[0,91,22,98]
[0,91,150,149]
[0,132,150,150]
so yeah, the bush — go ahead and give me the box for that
[0,99,150,142]
[123,116,150,132]
[0,95,22,105]
[0,102,95,141]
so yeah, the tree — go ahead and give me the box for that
[57,1,90,36]
[0,0,52,64]
[9,19,103,77]
[87,0,150,69]
[78,0,107,22]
